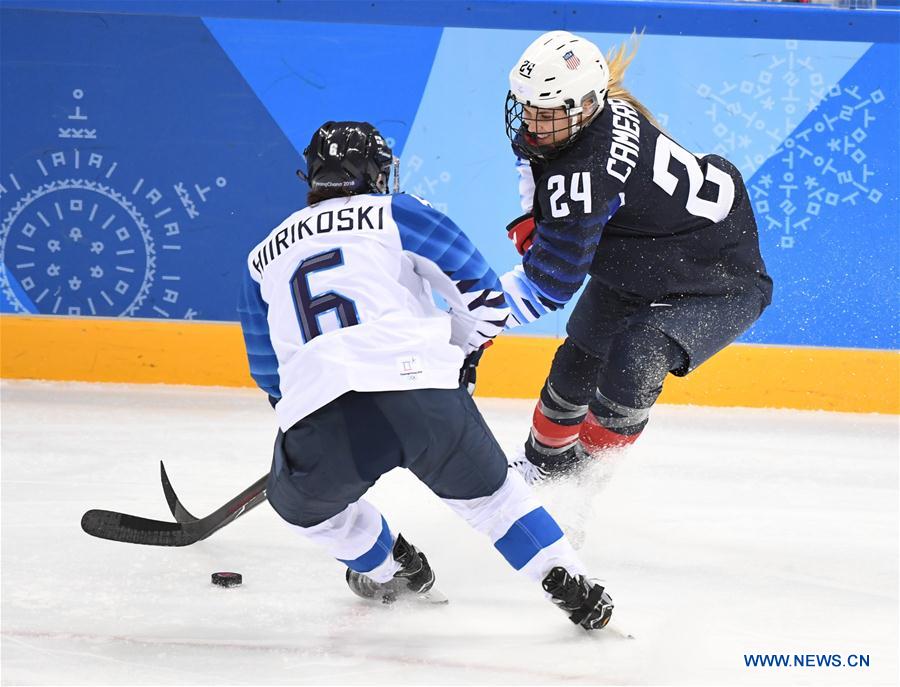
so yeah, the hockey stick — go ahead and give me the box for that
[160,460,200,523]
[81,472,269,547]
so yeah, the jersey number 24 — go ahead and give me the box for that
[547,172,592,218]
[546,136,735,223]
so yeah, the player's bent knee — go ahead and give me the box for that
[440,471,585,582]
[547,337,602,404]
[599,324,687,408]
[440,470,540,540]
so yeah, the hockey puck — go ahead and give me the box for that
[211,572,242,588]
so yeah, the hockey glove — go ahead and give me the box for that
[506,212,536,255]
[459,342,492,396]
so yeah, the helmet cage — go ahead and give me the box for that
[505,92,597,162]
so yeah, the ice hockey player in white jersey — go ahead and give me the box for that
[237,120,613,630]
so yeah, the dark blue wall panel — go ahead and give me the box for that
[0,9,302,319]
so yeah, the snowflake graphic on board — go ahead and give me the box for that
[693,41,886,249]
[695,40,836,178]
[0,88,228,316]
[749,83,885,249]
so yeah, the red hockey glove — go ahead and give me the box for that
[506,212,536,255]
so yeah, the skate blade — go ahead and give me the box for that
[417,588,449,604]
[604,622,635,639]
[383,587,449,605]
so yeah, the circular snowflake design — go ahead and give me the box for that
[0,178,156,315]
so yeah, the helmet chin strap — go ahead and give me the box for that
[565,96,600,140]
[564,104,586,139]
[373,156,400,194]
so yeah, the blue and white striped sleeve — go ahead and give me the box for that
[237,268,281,399]
[391,193,509,354]
[500,264,565,328]
[502,194,622,328]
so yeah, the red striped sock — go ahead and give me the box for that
[531,400,583,448]
[579,411,641,453]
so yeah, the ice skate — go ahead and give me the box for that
[510,439,591,486]
[542,566,613,630]
[508,446,550,486]
[346,534,447,605]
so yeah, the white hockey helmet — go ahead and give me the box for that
[505,30,609,160]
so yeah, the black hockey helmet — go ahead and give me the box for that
[301,121,393,196]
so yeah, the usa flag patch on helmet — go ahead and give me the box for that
[563,50,580,70]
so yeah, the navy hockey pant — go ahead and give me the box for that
[529,283,767,459]
[266,386,585,584]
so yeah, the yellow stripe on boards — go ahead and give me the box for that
[479,336,899,414]
[1,315,251,387]
[1,315,897,414]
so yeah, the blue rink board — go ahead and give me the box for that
[0,2,897,349]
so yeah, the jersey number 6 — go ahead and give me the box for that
[290,248,360,342]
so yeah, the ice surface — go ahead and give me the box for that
[1,380,897,685]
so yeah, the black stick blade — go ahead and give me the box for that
[81,473,268,547]
[81,509,200,547]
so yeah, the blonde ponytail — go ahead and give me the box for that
[605,34,662,130]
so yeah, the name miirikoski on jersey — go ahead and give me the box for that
[252,204,384,276]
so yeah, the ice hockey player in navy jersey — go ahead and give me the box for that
[238,120,613,630]
[501,31,773,484]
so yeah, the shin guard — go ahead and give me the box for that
[527,382,589,470]
[579,389,651,454]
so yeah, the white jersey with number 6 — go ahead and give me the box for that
[238,193,509,431]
